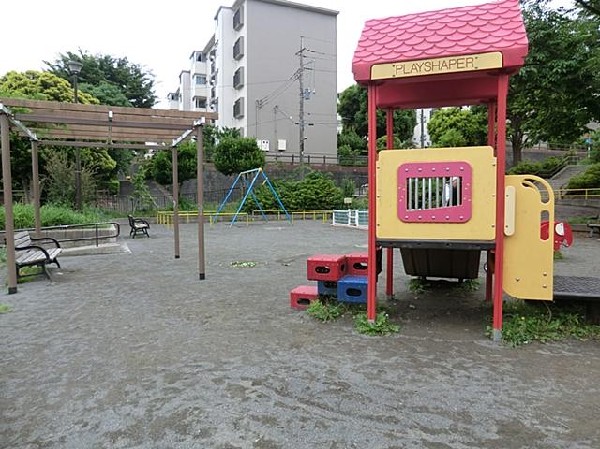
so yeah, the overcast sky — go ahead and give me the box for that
[0,0,573,108]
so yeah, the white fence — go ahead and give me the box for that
[332,209,368,228]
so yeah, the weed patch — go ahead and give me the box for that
[354,311,400,336]
[306,298,345,322]
[307,298,400,336]
[488,300,600,347]
[0,303,11,313]
[230,261,257,268]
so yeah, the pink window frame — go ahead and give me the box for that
[397,161,473,223]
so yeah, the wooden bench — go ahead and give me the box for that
[12,230,62,280]
[588,223,600,238]
[128,215,150,238]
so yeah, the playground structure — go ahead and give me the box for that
[214,168,291,225]
[350,0,560,340]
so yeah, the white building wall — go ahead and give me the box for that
[215,6,236,128]
[413,108,433,148]
[167,0,338,159]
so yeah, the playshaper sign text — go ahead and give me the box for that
[371,52,503,80]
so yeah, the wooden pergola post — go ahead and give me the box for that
[1,111,18,293]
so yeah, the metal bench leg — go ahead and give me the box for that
[42,264,54,282]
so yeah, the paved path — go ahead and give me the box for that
[1,222,599,449]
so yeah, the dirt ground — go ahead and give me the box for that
[1,220,599,449]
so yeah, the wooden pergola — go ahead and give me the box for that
[0,98,218,294]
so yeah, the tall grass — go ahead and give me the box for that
[0,203,112,230]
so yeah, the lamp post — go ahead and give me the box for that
[68,60,83,210]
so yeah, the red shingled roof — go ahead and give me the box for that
[352,0,528,82]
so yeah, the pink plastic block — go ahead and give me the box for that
[307,254,347,282]
[290,285,319,311]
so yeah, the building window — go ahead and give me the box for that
[233,67,245,89]
[195,52,204,62]
[233,36,244,60]
[233,6,244,30]
[194,74,207,85]
[194,96,207,109]
[233,97,245,118]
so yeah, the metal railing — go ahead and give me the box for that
[554,188,600,200]
[332,210,368,228]
[250,209,331,223]
[156,210,250,226]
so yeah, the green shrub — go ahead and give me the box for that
[507,156,566,178]
[565,163,600,193]
[243,170,344,212]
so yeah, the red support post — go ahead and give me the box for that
[367,84,378,322]
[492,75,510,341]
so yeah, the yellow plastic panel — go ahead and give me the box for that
[503,175,554,300]
[376,147,497,240]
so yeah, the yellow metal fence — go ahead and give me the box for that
[156,210,332,226]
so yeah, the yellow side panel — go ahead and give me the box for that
[503,175,554,300]
[376,147,497,240]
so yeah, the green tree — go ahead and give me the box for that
[130,169,155,212]
[147,150,173,186]
[337,144,362,166]
[0,70,98,104]
[337,83,416,142]
[43,152,96,206]
[574,0,600,16]
[428,107,487,147]
[337,128,366,165]
[145,140,198,186]
[45,50,157,108]
[338,128,366,153]
[0,70,101,198]
[376,135,409,150]
[213,137,265,176]
[507,3,600,163]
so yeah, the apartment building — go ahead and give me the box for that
[167,0,338,160]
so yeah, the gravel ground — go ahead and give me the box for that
[1,221,599,449]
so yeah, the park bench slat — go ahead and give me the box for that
[11,230,62,280]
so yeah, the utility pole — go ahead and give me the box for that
[298,36,306,167]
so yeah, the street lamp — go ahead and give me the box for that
[67,60,83,210]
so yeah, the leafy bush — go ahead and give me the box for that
[213,137,265,176]
[245,170,343,212]
[565,163,600,192]
[507,156,566,178]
